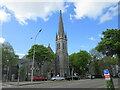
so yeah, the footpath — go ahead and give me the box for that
[2,79,81,86]
[2,81,53,86]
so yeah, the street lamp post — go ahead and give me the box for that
[31,29,42,82]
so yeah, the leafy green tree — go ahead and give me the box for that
[2,42,19,67]
[1,42,19,81]
[69,53,77,67]
[96,29,120,67]
[69,53,78,76]
[69,50,92,76]
[96,29,120,81]
[89,48,118,76]
[99,56,118,76]
[76,50,92,75]
[96,29,120,88]
[18,65,26,81]
[27,44,54,68]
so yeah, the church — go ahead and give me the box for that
[55,10,70,77]
[39,10,70,78]
[19,10,70,81]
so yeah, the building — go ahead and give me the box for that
[38,10,70,77]
[55,10,70,77]
[19,10,70,81]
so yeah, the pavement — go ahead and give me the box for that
[2,80,54,86]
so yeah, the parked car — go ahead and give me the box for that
[87,75,95,79]
[65,76,72,80]
[51,76,65,81]
[33,76,48,81]
[94,75,103,78]
[71,76,80,80]
[65,76,80,80]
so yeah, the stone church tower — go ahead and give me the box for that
[55,10,70,77]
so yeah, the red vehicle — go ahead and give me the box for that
[32,76,48,81]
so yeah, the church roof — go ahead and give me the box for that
[58,10,65,36]
[48,43,53,53]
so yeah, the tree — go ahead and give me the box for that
[2,42,19,67]
[1,42,19,81]
[76,50,92,76]
[89,48,103,59]
[27,44,54,68]
[18,65,26,81]
[69,53,78,76]
[69,50,92,76]
[89,48,103,75]
[99,56,118,75]
[96,29,120,72]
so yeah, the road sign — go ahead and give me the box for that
[104,69,109,75]
[104,69,110,80]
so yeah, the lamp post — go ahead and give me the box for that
[31,29,42,82]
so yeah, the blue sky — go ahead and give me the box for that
[0,1,118,58]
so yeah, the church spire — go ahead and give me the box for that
[58,10,64,36]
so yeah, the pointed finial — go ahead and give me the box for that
[48,43,50,47]
[58,10,64,36]
[60,10,62,14]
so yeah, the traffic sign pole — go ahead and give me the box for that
[104,69,114,89]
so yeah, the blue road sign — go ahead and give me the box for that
[104,69,109,75]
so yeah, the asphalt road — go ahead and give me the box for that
[2,78,118,88]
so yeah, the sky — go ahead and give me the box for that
[0,0,119,58]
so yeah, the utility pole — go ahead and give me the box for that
[31,29,42,82]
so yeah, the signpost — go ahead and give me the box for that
[103,69,114,89]
[104,69,110,80]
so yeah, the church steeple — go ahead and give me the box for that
[58,10,65,36]
[55,10,69,77]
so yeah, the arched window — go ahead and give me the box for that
[63,43,64,49]
[57,43,58,49]
[58,43,60,49]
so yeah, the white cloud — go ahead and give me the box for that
[99,5,118,23]
[69,14,73,20]
[0,9,11,22]
[0,0,119,2]
[98,34,103,38]
[0,1,67,25]
[71,0,118,23]
[16,53,25,56]
[0,0,119,24]
[89,37,96,41]
[0,37,5,43]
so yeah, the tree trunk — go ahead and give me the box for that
[71,67,74,80]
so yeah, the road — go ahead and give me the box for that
[2,79,118,88]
